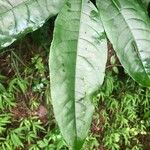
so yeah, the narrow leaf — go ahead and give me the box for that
[50,0,107,149]
[97,0,150,86]
[0,0,64,49]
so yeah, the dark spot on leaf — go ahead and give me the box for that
[99,32,106,40]
[66,1,71,8]
[90,10,99,21]
[67,9,71,12]
[66,1,71,12]
[78,97,84,102]
[94,32,106,44]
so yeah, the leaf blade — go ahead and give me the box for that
[97,0,150,86]
[50,0,107,149]
[0,0,64,49]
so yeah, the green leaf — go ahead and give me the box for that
[97,0,150,87]
[50,0,107,149]
[0,0,65,49]
[140,0,150,9]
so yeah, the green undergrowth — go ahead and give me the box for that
[0,46,67,150]
[90,70,150,150]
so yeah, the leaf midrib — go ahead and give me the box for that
[73,0,84,144]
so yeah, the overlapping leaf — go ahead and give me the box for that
[0,0,64,49]
[97,0,150,86]
[49,0,107,149]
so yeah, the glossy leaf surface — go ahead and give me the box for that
[50,0,107,149]
[97,0,150,86]
[0,0,64,49]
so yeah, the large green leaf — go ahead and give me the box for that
[49,0,107,149]
[97,0,150,87]
[0,0,64,49]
